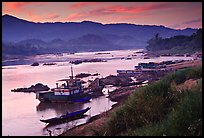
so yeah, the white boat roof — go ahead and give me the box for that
[57,78,79,82]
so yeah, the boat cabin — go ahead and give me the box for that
[52,78,83,95]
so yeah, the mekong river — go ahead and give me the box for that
[2,49,193,136]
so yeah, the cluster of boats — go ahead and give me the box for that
[36,66,98,125]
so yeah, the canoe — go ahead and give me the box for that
[40,107,91,124]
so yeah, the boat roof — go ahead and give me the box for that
[57,78,80,82]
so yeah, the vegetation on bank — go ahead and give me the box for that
[92,66,202,136]
[146,29,202,54]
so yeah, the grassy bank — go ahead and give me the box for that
[92,66,202,136]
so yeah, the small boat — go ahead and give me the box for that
[40,107,91,124]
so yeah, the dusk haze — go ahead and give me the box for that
[2,2,202,136]
[2,2,202,29]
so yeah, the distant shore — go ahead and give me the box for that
[2,49,143,67]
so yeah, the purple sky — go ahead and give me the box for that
[2,2,202,29]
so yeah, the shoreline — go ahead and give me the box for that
[59,59,202,136]
[59,85,147,136]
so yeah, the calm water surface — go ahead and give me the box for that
[2,49,193,136]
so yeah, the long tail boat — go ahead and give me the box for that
[40,107,91,124]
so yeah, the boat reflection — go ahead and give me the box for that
[42,115,90,136]
[36,102,85,115]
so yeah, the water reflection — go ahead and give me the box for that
[36,102,85,116]
[5,49,179,135]
[36,96,116,117]
[42,116,89,136]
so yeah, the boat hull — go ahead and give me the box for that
[40,114,87,124]
[40,107,91,124]
[37,91,90,103]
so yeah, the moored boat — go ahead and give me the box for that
[36,66,90,103]
[40,107,91,124]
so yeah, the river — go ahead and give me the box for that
[2,49,193,136]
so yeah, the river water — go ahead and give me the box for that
[2,49,193,136]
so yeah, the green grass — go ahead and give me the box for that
[100,66,202,136]
[128,88,202,136]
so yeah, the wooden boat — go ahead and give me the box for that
[40,107,91,124]
[36,66,90,103]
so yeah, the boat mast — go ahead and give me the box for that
[71,65,74,79]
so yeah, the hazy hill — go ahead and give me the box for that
[2,14,198,57]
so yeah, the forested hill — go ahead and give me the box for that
[146,29,202,54]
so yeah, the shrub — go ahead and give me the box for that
[164,89,202,136]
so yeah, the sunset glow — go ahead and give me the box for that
[2,2,202,29]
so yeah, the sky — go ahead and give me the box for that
[2,2,202,29]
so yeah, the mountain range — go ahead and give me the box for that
[2,14,198,57]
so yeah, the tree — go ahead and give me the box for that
[146,33,163,51]
[146,29,202,54]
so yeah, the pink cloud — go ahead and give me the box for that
[5,2,28,8]
[4,2,30,12]
[27,12,60,22]
[3,2,47,13]
[183,18,201,25]
[70,2,98,8]
[3,2,52,22]
[90,3,174,15]
[65,13,87,21]
[46,14,60,19]
[27,11,42,22]
[2,2,201,29]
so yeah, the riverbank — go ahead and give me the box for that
[60,59,202,136]
[166,59,202,70]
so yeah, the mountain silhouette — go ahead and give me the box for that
[2,14,198,57]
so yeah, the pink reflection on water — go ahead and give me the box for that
[2,50,194,136]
